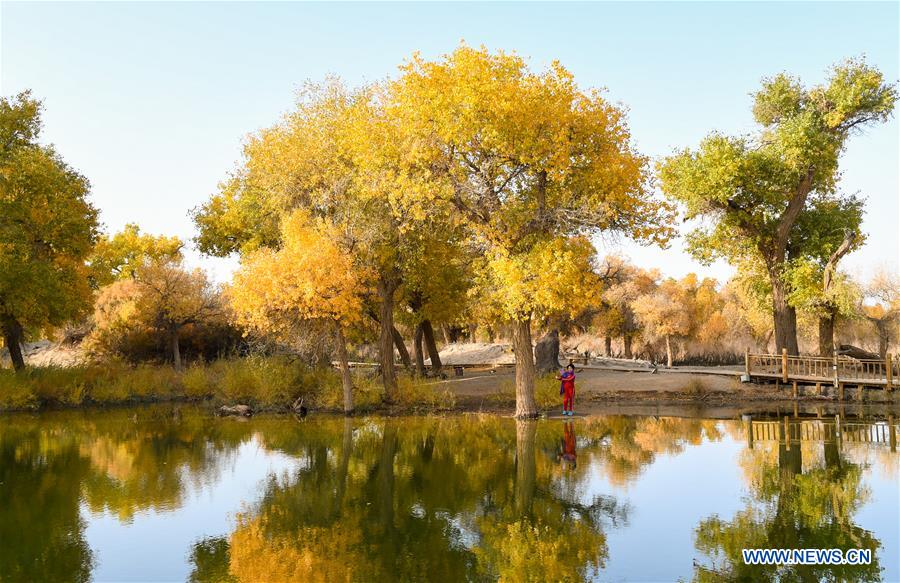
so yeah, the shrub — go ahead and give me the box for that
[683,379,709,396]
[182,364,214,399]
[491,374,564,411]
[0,371,39,410]
[395,376,457,412]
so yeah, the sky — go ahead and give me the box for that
[2,1,898,284]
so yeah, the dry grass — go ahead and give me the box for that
[0,357,462,414]
[490,374,565,411]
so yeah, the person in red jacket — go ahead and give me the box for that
[556,363,576,416]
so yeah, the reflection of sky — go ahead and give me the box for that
[74,418,899,582]
[848,443,900,583]
[578,422,900,583]
[589,424,747,582]
[83,437,300,583]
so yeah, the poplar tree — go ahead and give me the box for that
[0,92,98,370]
[660,59,896,355]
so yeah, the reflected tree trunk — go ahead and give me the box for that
[377,423,398,531]
[515,420,537,516]
[335,417,353,512]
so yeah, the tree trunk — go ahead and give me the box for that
[377,277,399,401]
[604,335,612,357]
[771,273,800,355]
[818,309,836,357]
[334,323,353,415]
[168,326,182,371]
[534,329,561,373]
[421,319,442,375]
[391,326,412,370]
[441,324,451,345]
[665,335,673,367]
[1,316,26,372]
[623,335,633,359]
[412,323,426,378]
[512,318,538,418]
[876,320,889,358]
[514,419,537,515]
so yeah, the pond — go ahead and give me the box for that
[0,406,897,582]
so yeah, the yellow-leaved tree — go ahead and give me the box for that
[229,211,365,414]
[632,278,692,367]
[132,260,220,371]
[391,45,672,417]
[89,223,183,287]
[194,80,461,401]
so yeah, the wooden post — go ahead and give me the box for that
[792,381,798,399]
[833,354,839,388]
[743,414,753,450]
[889,414,896,453]
[857,384,864,402]
[835,414,842,450]
[782,348,788,384]
[815,382,821,396]
[784,416,791,450]
[886,354,893,393]
[745,349,751,378]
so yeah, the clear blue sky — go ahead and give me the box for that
[2,2,898,283]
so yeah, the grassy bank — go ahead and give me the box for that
[0,357,457,414]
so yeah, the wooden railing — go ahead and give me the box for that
[745,416,898,450]
[745,350,896,392]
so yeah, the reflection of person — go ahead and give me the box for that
[556,363,576,416]
[558,421,577,469]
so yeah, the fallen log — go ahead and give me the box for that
[838,345,880,360]
[217,404,253,417]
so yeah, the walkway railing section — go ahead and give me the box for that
[745,350,896,391]
[744,416,898,452]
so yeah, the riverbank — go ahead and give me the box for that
[434,366,900,416]
[2,359,898,416]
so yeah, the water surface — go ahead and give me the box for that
[0,406,897,582]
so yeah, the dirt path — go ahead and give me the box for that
[432,366,741,397]
[428,366,900,416]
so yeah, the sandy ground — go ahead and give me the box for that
[432,366,739,396]
[428,365,900,415]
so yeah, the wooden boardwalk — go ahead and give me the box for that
[745,350,897,398]
[744,415,898,452]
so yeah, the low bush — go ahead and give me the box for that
[395,376,457,412]
[490,374,564,411]
[683,379,709,396]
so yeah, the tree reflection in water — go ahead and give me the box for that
[693,419,883,582]
[0,408,890,582]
